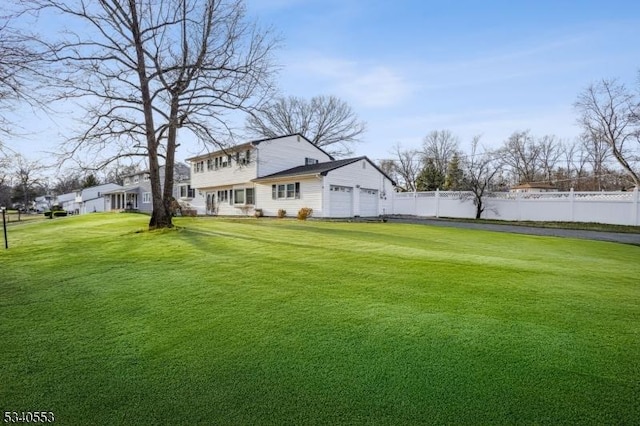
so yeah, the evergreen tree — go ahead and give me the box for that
[444,153,464,190]
[416,158,444,191]
[82,174,100,189]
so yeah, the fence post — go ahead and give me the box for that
[435,189,440,218]
[633,187,639,226]
[570,188,575,222]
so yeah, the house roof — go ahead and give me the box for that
[252,156,396,186]
[185,134,335,162]
[102,186,141,195]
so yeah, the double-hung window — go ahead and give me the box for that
[271,182,300,199]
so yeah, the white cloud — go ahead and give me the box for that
[281,53,413,108]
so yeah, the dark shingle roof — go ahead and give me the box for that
[253,156,396,186]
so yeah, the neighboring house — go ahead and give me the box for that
[56,192,81,214]
[81,183,123,213]
[187,134,395,218]
[510,183,558,193]
[34,195,55,212]
[103,163,205,214]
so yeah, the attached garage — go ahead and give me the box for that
[329,185,353,217]
[359,188,379,217]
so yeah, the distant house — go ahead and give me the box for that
[510,183,558,193]
[103,163,205,214]
[34,195,55,212]
[56,192,81,214]
[81,183,123,213]
[187,134,396,217]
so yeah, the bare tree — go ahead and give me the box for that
[26,0,278,229]
[0,14,44,143]
[580,132,611,190]
[421,130,459,177]
[245,95,366,157]
[575,78,640,187]
[11,154,44,209]
[387,143,423,192]
[461,137,503,219]
[500,130,542,185]
[537,135,562,184]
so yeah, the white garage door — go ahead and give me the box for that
[359,188,379,217]
[329,185,353,217]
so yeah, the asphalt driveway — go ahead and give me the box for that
[386,217,640,246]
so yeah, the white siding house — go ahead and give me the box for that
[186,134,395,218]
[81,183,123,213]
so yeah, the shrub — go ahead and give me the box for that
[254,208,263,218]
[297,207,313,220]
[277,209,286,218]
[53,210,68,217]
[44,211,52,218]
[182,209,197,217]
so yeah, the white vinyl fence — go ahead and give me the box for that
[391,188,640,226]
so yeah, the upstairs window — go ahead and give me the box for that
[305,157,319,165]
[194,161,204,173]
[207,159,214,171]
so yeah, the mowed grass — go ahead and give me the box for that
[1,214,638,425]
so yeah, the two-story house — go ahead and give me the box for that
[104,163,205,214]
[187,134,395,218]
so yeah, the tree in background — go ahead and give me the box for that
[574,78,640,187]
[499,130,541,184]
[386,143,423,192]
[82,174,100,189]
[416,158,444,191]
[26,0,278,229]
[443,153,464,190]
[11,154,44,209]
[421,130,459,178]
[246,95,366,157]
[461,137,503,219]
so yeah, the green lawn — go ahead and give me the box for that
[1,213,638,425]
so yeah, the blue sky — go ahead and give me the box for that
[7,0,640,168]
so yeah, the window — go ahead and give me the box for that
[207,159,214,171]
[143,192,151,203]
[217,190,228,203]
[272,182,300,199]
[246,188,255,205]
[143,174,149,182]
[134,175,139,184]
[232,188,255,205]
[235,152,240,164]
[180,185,195,198]
[233,189,244,204]
[305,157,319,165]
[124,178,130,185]
[194,161,204,173]
[221,156,228,168]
